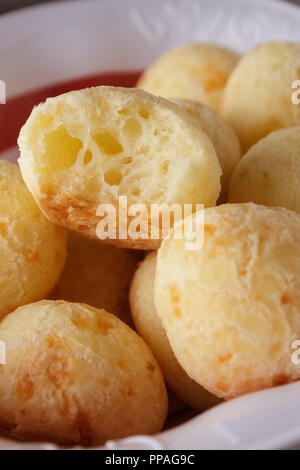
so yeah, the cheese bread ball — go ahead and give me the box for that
[229,127,300,212]
[222,42,300,152]
[0,160,67,320]
[155,203,300,399]
[130,252,221,411]
[174,99,241,202]
[137,43,239,113]
[18,86,221,250]
[0,300,167,445]
[50,232,142,326]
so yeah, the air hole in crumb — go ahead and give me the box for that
[93,132,123,155]
[160,160,169,174]
[131,187,141,196]
[160,135,169,144]
[83,151,93,165]
[118,108,129,116]
[121,157,133,164]
[139,145,149,155]
[42,126,83,172]
[139,108,149,119]
[123,118,142,140]
[104,168,123,186]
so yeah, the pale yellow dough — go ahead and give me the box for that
[0,300,167,445]
[222,42,300,152]
[138,43,239,113]
[174,99,241,202]
[229,127,300,213]
[18,86,221,250]
[130,252,221,411]
[0,160,67,320]
[50,232,142,326]
[155,203,300,399]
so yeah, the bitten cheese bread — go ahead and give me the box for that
[229,127,300,213]
[174,99,241,202]
[0,300,167,445]
[0,160,67,320]
[137,43,239,113]
[222,42,300,152]
[50,232,142,326]
[130,252,221,411]
[18,86,221,250]
[155,203,300,399]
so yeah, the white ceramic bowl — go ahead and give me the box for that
[1,0,300,450]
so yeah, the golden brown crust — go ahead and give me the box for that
[138,43,239,113]
[222,42,300,152]
[130,252,221,411]
[50,232,143,326]
[228,127,300,214]
[155,203,300,399]
[36,190,162,250]
[0,300,168,445]
[0,160,67,320]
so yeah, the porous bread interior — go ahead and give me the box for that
[18,87,221,208]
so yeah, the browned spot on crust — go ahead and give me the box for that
[218,353,232,363]
[71,310,113,335]
[0,417,17,434]
[96,317,113,336]
[281,292,292,305]
[98,377,109,387]
[272,374,289,387]
[205,224,216,236]
[147,361,155,372]
[71,312,90,330]
[46,335,64,349]
[46,354,69,386]
[199,66,229,92]
[170,285,181,303]
[44,335,73,387]
[216,381,228,393]
[169,285,182,318]
[27,251,39,262]
[57,389,71,420]
[118,360,126,371]
[16,372,34,401]
[38,189,162,250]
[75,409,93,445]
[122,386,134,397]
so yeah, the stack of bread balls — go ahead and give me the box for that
[1,39,300,447]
